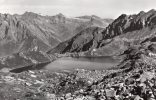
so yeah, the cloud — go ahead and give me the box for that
[0,0,156,18]
[0,0,73,6]
[0,0,5,3]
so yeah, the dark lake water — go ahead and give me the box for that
[43,56,120,71]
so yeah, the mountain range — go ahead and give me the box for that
[1,9,156,70]
[0,12,112,57]
[48,9,156,56]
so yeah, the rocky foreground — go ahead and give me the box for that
[1,9,156,100]
[1,33,156,100]
[0,49,156,100]
[0,68,122,100]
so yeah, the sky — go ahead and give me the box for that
[0,0,156,18]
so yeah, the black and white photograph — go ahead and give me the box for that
[0,0,156,99]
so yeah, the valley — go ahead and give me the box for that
[1,9,156,99]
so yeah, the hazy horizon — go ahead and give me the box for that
[0,0,156,18]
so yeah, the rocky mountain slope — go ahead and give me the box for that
[48,9,156,56]
[0,33,156,99]
[1,9,156,100]
[0,47,51,70]
[0,12,111,57]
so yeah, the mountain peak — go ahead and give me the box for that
[22,12,39,18]
[91,15,101,19]
[76,15,101,20]
[144,9,156,17]
[147,9,156,13]
[119,14,128,19]
[138,11,145,15]
[54,13,65,18]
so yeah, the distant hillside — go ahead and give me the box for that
[0,47,51,69]
[76,15,113,28]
